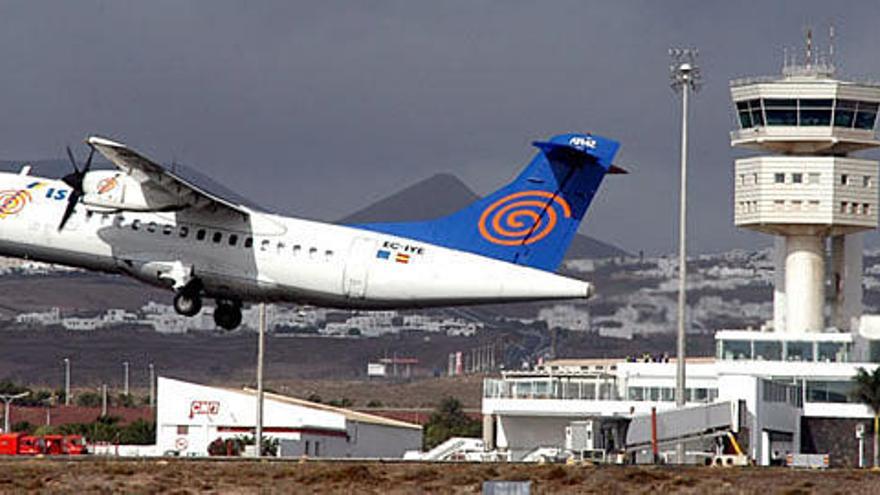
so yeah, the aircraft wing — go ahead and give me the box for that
[87,136,249,217]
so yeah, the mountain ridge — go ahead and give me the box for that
[339,172,628,259]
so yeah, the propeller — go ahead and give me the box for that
[58,145,95,231]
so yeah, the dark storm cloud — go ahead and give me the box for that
[1,1,879,254]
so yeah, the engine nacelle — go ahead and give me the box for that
[81,170,181,212]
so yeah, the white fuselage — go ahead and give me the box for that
[0,171,593,309]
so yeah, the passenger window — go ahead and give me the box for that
[196,229,206,241]
[244,237,253,248]
[179,226,189,238]
[213,232,223,243]
[132,219,141,230]
[229,234,238,246]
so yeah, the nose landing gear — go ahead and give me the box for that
[214,299,243,331]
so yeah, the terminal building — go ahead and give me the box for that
[479,40,880,467]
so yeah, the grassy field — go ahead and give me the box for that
[0,459,879,494]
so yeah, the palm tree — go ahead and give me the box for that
[853,366,880,468]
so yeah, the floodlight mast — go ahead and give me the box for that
[669,47,701,465]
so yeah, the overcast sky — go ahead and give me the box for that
[2,1,880,254]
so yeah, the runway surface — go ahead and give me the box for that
[0,458,878,494]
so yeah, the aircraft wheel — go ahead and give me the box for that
[214,301,242,330]
[173,291,202,317]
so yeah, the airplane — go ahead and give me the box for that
[0,132,623,330]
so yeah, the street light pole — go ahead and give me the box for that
[1,392,30,433]
[669,47,701,465]
[255,303,266,458]
[123,361,130,397]
[63,358,70,406]
[148,363,156,408]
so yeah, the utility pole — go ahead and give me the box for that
[123,361,130,397]
[669,47,701,465]
[63,358,71,406]
[101,384,108,417]
[255,303,266,458]
[148,363,156,408]
[1,392,29,433]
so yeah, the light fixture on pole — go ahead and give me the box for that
[1,392,30,433]
[669,47,701,464]
[63,358,71,406]
[255,303,266,458]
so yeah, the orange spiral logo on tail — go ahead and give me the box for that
[478,190,571,246]
[0,189,32,219]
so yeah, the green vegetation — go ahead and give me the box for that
[423,397,481,450]
[207,435,278,456]
[853,366,880,468]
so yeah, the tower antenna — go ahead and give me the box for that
[806,27,813,66]
[829,23,835,66]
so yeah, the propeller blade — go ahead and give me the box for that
[57,190,80,231]
[83,147,95,174]
[65,146,80,174]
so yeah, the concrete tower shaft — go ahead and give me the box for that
[784,235,824,333]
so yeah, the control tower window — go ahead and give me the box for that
[855,101,878,130]
[735,99,763,128]
[736,101,751,128]
[764,98,797,126]
[833,99,857,127]
[748,99,763,126]
[798,99,832,126]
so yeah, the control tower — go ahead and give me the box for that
[730,39,880,334]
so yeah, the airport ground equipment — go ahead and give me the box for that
[786,453,830,469]
[0,433,87,455]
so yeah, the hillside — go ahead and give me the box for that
[340,173,628,259]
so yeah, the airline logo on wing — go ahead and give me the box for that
[0,182,46,219]
[478,190,571,246]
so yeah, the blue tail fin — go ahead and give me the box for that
[354,133,622,271]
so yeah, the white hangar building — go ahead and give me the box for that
[155,377,422,458]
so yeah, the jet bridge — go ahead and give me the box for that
[625,400,745,464]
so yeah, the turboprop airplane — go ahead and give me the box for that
[0,132,623,330]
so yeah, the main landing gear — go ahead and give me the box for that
[173,287,202,317]
[213,299,242,331]
[172,280,242,331]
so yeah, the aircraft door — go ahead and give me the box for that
[343,237,374,299]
